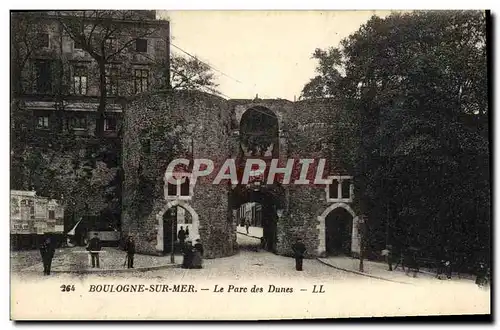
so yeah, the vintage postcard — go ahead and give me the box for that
[10,9,491,320]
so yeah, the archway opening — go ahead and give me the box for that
[230,186,281,253]
[325,207,353,256]
[235,202,263,250]
[158,202,198,254]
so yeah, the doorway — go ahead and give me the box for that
[325,207,353,256]
[163,206,178,254]
[231,187,279,253]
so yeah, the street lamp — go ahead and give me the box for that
[170,208,176,264]
[359,215,367,273]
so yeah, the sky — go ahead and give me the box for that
[159,10,395,101]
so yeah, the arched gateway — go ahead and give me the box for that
[122,91,358,258]
[155,200,199,252]
[317,203,360,256]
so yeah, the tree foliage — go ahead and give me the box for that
[303,11,489,265]
[170,53,218,92]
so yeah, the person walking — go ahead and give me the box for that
[125,235,136,269]
[178,226,186,249]
[87,233,102,268]
[185,226,190,238]
[405,246,419,277]
[382,245,393,271]
[292,238,306,271]
[40,236,55,275]
[245,219,250,234]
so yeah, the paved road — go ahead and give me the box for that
[11,232,490,319]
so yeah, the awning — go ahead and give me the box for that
[66,218,82,236]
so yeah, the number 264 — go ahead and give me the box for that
[60,285,75,292]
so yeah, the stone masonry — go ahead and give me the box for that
[122,91,360,258]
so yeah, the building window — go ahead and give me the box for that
[134,69,149,94]
[36,33,49,48]
[104,117,117,131]
[180,180,190,196]
[167,182,177,196]
[328,180,339,199]
[326,176,353,203]
[34,60,52,93]
[49,210,55,220]
[36,116,49,129]
[106,37,118,52]
[70,116,87,130]
[341,178,352,199]
[29,204,35,219]
[165,177,193,200]
[73,66,88,95]
[22,224,29,230]
[73,39,83,50]
[105,67,119,95]
[136,39,148,52]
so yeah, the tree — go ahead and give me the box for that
[303,11,489,265]
[170,53,218,92]
[57,10,165,137]
[300,47,343,99]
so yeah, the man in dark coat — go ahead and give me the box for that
[191,239,204,269]
[87,233,102,268]
[178,226,186,248]
[40,237,55,275]
[125,236,136,269]
[404,246,419,277]
[185,226,190,238]
[475,261,489,288]
[182,240,193,269]
[292,238,306,271]
[245,219,250,234]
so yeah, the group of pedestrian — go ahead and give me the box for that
[178,226,204,269]
[381,244,490,287]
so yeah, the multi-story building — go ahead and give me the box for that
[11,10,170,231]
[12,10,169,142]
[236,202,262,227]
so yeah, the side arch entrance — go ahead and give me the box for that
[317,203,360,256]
[156,200,199,253]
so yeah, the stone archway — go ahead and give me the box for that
[316,203,360,256]
[156,200,199,252]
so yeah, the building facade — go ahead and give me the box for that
[11,10,170,231]
[236,202,262,227]
[12,10,169,141]
[122,91,360,259]
[10,190,65,249]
